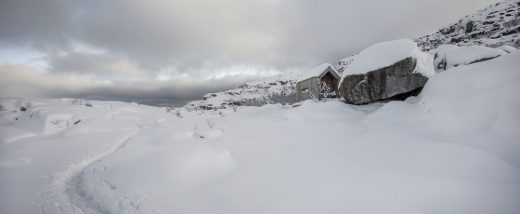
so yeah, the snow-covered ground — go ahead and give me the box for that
[1,53,520,214]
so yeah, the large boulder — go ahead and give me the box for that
[339,39,435,105]
[340,57,429,104]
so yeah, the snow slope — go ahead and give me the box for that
[1,53,519,214]
[415,0,520,50]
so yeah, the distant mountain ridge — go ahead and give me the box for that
[415,0,520,51]
[185,73,300,110]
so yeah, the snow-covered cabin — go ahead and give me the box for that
[295,63,340,102]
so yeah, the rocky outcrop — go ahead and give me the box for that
[415,0,520,51]
[185,73,299,110]
[339,57,429,105]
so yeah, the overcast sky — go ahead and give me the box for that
[0,0,499,105]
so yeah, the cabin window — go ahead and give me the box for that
[302,88,309,94]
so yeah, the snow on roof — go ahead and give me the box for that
[297,63,339,82]
[342,39,435,78]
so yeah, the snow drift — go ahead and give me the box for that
[432,44,507,70]
[1,53,519,214]
[342,39,435,77]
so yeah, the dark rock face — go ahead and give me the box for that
[465,21,475,34]
[339,57,429,105]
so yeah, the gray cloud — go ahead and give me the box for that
[47,51,151,81]
[0,0,73,51]
[0,0,500,105]
[0,64,275,106]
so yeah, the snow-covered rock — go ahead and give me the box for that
[415,0,520,50]
[342,39,434,77]
[433,44,507,70]
[338,39,434,105]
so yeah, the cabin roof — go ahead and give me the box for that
[297,63,340,82]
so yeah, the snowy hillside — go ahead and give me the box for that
[186,1,520,109]
[185,72,301,110]
[415,0,520,50]
[1,53,519,214]
[2,2,519,213]
[335,55,355,75]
